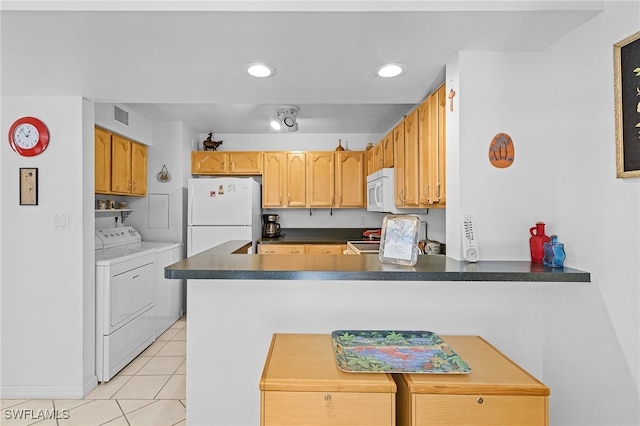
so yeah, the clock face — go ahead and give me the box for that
[8,117,49,156]
[14,123,40,149]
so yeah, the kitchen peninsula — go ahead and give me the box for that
[166,241,589,425]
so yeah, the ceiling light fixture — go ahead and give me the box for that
[374,63,406,78]
[273,105,299,132]
[245,62,276,78]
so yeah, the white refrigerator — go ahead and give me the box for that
[187,177,262,256]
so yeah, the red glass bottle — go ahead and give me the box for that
[529,222,551,264]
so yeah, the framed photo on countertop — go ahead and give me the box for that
[378,214,420,266]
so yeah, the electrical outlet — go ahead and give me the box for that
[360,216,366,226]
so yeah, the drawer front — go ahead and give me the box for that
[414,394,547,426]
[306,244,345,254]
[258,244,305,254]
[262,391,394,426]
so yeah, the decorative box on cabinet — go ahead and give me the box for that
[395,336,549,426]
[260,334,396,426]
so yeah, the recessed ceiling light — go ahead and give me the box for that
[374,63,406,78]
[245,63,276,78]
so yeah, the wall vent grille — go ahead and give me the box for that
[113,105,129,126]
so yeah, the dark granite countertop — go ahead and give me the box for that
[165,240,590,283]
[259,228,374,244]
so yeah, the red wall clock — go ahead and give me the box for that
[8,116,50,157]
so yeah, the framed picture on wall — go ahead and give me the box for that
[614,31,640,178]
[19,168,38,206]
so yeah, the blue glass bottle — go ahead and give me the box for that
[543,235,565,268]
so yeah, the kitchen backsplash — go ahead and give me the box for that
[263,208,446,243]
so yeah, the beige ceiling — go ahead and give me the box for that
[1,1,601,134]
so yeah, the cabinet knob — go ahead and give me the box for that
[477,397,484,404]
[324,393,331,402]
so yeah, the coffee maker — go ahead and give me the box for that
[263,214,282,238]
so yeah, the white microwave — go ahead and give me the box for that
[366,168,397,212]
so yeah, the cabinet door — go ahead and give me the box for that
[307,152,335,207]
[373,139,384,172]
[286,152,306,207]
[435,83,447,205]
[414,394,547,426]
[229,151,262,174]
[262,152,286,207]
[366,147,375,176]
[418,84,446,208]
[306,244,345,254]
[402,110,420,207]
[335,151,365,207]
[111,134,132,194]
[130,142,147,196]
[191,151,228,175]
[418,97,433,205]
[262,391,394,426]
[393,121,405,206]
[258,244,305,254]
[382,133,394,168]
[95,127,112,194]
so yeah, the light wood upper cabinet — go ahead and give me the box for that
[130,142,147,196]
[262,152,306,208]
[402,110,420,207]
[435,83,447,205]
[368,134,389,176]
[286,152,307,207]
[307,152,335,207]
[418,83,446,207]
[99,131,147,196]
[95,127,112,194]
[262,152,287,207]
[111,135,147,196]
[366,147,375,176]
[393,120,406,207]
[335,151,365,208]
[110,134,132,194]
[192,151,262,175]
[230,151,263,174]
[382,133,394,168]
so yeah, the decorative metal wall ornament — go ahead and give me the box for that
[157,164,171,182]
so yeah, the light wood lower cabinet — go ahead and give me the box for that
[260,334,396,426]
[258,244,345,254]
[258,244,305,254]
[305,244,346,254]
[395,335,549,426]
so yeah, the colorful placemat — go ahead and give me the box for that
[332,330,471,374]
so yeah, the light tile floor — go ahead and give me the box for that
[1,316,187,426]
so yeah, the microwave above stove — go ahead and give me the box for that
[366,168,396,212]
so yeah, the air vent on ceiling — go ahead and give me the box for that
[113,105,129,126]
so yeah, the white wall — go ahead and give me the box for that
[450,2,640,424]
[1,96,97,398]
[95,103,153,146]
[125,121,194,244]
[540,2,640,424]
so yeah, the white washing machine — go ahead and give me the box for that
[95,226,184,382]
[95,226,156,382]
